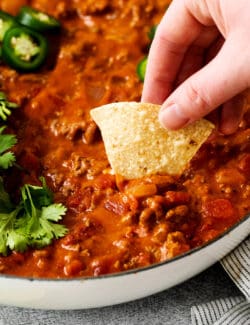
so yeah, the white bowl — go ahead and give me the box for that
[0,214,249,310]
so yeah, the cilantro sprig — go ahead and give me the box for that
[0,177,67,255]
[0,92,19,121]
[0,91,67,256]
[0,126,17,169]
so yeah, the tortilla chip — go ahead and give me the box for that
[91,102,214,179]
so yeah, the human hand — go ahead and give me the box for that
[142,0,250,134]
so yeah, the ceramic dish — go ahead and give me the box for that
[0,214,249,310]
[0,0,249,310]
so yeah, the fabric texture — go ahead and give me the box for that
[191,236,250,325]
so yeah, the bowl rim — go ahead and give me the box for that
[0,213,249,282]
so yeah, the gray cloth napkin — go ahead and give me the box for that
[191,236,250,325]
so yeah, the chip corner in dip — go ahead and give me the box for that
[91,102,214,179]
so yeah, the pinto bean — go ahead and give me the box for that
[167,231,186,244]
[83,121,98,144]
[139,208,155,226]
[145,195,165,209]
[144,195,165,219]
[215,168,245,186]
[145,175,175,190]
[165,205,189,220]
[151,223,170,244]
[160,231,190,259]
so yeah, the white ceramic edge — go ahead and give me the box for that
[0,215,249,310]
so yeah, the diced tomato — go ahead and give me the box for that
[93,174,116,190]
[202,199,236,219]
[67,193,83,209]
[67,187,93,211]
[104,193,138,215]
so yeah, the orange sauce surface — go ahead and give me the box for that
[0,0,249,278]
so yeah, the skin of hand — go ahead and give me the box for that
[141,0,250,134]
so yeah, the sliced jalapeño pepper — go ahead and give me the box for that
[2,26,48,72]
[148,25,157,41]
[16,6,61,32]
[0,11,19,42]
[136,56,148,82]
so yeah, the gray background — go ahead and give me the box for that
[0,263,242,325]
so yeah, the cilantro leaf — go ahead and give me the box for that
[0,207,23,255]
[39,204,67,239]
[0,91,67,255]
[20,180,68,249]
[21,177,53,210]
[0,152,16,169]
[6,228,29,253]
[27,203,67,246]
[0,178,68,255]
[42,203,67,221]
[0,92,19,121]
[0,126,17,169]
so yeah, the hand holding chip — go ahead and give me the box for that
[142,0,250,134]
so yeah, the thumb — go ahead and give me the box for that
[159,34,250,130]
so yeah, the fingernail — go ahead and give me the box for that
[159,103,190,130]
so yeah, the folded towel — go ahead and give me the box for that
[191,236,250,325]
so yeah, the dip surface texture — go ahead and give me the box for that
[0,0,249,278]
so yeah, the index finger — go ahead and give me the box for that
[141,0,203,104]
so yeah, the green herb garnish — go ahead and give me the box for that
[0,91,67,255]
[0,126,17,169]
[0,177,67,255]
[0,91,19,121]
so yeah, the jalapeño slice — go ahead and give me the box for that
[148,25,157,41]
[137,56,148,82]
[0,11,19,42]
[2,26,48,72]
[16,6,60,32]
